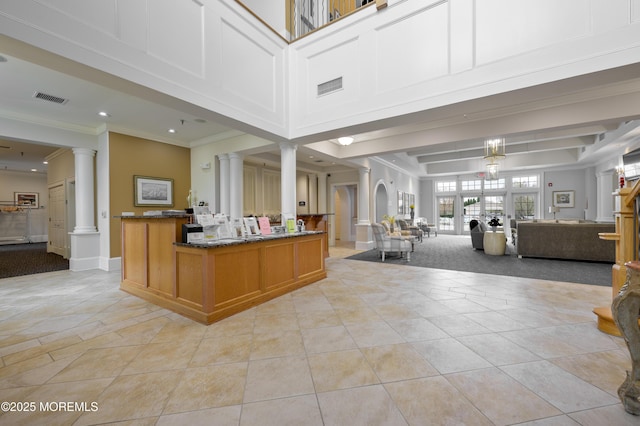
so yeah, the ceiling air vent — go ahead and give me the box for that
[317,77,343,96]
[33,91,69,105]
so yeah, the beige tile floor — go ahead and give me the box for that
[0,243,637,425]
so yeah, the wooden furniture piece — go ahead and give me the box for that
[297,213,330,258]
[595,181,640,336]
[120,216,327,324]
[120,215,189,296]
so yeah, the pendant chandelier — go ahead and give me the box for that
[484,137,506,180]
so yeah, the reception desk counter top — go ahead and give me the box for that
[119,216,326,324]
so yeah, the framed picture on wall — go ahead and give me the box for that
[14,192,38,208]
[397,191,404,214]
[552,190,575,208]
[134,176,174,207]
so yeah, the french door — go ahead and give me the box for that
[461,194,505,233]
[437,196,455,232]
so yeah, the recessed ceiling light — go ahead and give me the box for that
[98,111,110,117]
[337,136,354,146]
[168,128,176,134]
[42,161,48,165]
[31,168,37,172]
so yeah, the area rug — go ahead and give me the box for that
[0,242,69,279]
[346,234,613,286]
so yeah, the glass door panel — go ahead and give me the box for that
[484,195,505,225]
[438,196,455,232]
[462,196,481,232]
[513,194,536,220]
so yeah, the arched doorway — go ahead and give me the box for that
[374,180,388,223]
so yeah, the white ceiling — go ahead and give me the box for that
[2,45,640,177]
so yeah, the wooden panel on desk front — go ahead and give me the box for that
[148,221,179,296]
[214,248,262,305]
[298,238,323,276]
[264,242,295,289]
[175,250,205,307]
[122,221,147,287]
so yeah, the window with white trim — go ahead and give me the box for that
[512,175,539,188]
[461,179,482,191]
[484,178,505,190]
[436,181,457,192]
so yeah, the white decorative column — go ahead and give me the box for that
[308,173,318,214]
[229,152,244,221]
[218,154,230,216]
[356,167,374,250]
[69,148,100,271]
[596,170,616,223]
[317,172,328,213]
[280,142,297,223]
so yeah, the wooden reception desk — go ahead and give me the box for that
[119,216,326,324]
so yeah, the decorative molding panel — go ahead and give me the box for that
[375,1,449,93]
[147,0,204,77]
[221,19,278,113]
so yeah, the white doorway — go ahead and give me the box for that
[331,184,357,244]
[48,182,65,257]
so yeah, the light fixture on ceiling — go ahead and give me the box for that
[98,111,110,118]
[484,137,505,180]
[168,128,176,134]
[337,136,354,146]
[484,137,506,161]
[486,162,499,180]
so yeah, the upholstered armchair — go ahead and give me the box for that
[469,219,485,250]
[397,219,423,242]
[371,223,412,261]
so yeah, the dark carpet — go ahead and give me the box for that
[346,234,613,286]
[0,242,69,279]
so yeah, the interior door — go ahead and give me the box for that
[48,183,65,256]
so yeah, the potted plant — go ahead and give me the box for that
[488,217,502,232]
[383,214,396,232]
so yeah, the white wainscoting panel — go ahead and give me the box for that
[39,0,118,37]
[475,0,591,65]
[147,0,204,77]
[374,1,449,94]
[221,19,277,113]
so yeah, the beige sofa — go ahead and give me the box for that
[515,220,615,262]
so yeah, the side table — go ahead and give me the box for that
[483,231,506,255]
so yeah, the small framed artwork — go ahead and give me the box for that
[552,190,575,208]
[14,192,38,208]
[134,176,174,207]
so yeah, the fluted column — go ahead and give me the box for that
[355,167,374,250]
[308,173,317,214]
[358,167,371,224]
[280,142,297,222]
[69,147,99,272]
[218,154,230,216]
[229,152,244,221]
[317,172,328,213]
[72,148,97,233]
